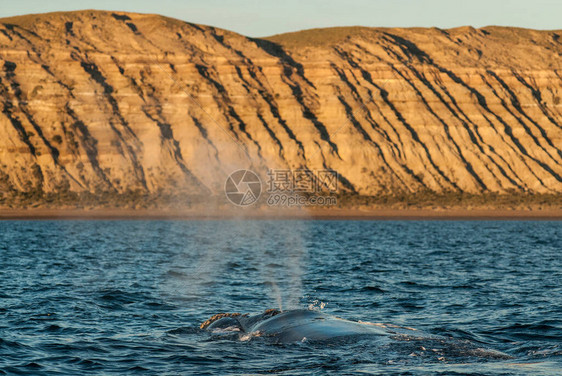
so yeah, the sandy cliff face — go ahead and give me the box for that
[1,11,562,204]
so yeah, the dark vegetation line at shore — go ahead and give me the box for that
[1,189,561,210]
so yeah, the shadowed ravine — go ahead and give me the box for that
[1,11,562,206]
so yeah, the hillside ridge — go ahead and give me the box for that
[1,10,562,208]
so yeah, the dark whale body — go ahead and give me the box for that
[201,309,513,360]
[202,309,417,343]
[250,309,388,342]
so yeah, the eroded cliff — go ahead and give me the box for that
[1,11,562,207]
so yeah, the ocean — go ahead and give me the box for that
[0,220,560,375]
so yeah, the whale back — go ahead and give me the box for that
[200,309,514,358]
[249,309,388,342]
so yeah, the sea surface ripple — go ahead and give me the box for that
[0,220,561,375]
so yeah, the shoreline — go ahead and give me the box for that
[1,207,561,220]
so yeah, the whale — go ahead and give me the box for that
[202,309,439,343]
[202,309,393,343]
[200,309,513,359]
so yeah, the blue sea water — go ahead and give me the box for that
[0,219,561,375]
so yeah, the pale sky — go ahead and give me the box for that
[1,0,560,37]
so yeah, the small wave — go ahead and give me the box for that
[97,289,158,309]
[361,286,385,294]
[142,301,176,310]
[398,281,435,289]
[128,365,149,371]
[430,327,483,343]
[68,357,104,367]
[99,289,138,304]
[452,284,477,290]
[29,312,57,322]
[167,327,200,335]
[398,302,425,311]
[264,263,283,268]
[23,362,42,369]
[45,324,62,332]
[0,338,27,350]
[42,343,80,352]
[164,354,226,364]
[165,269,186,278]
[484,322,562,341]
